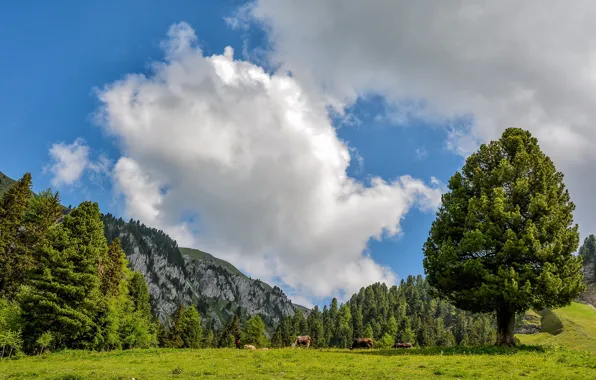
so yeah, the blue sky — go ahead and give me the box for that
[3,1,593,307]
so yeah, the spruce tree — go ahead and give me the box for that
[180,305,202,348]
[241,314,268,348]
[166,304,185,348]
[0,173,33,299]
[101,239,126,297]
[579,235,596,280]
[423,128,584,346]
[20,201,106,350]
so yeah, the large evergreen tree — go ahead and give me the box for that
[423,128,585,346]
[0,173,33,299]
[20,201,107,350]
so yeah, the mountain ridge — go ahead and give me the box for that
[0,171,307,330]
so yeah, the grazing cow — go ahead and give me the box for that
[393,342,413,349]
[351,338,374,349]
[292,336,311,348]
[244,344,256,350]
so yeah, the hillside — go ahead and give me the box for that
[102,213,306,331]
[517,302,596,352]
[0,170,16,196]
[179,247,250,281]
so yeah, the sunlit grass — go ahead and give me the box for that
[2,346,595,379]
[517,302,596,353]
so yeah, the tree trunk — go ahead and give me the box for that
[496,308,516,346]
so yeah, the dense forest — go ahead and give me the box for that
[269,277,496,349]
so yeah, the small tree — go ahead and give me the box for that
[362,324,373,339]
[579,235,596,281]
[376,333,394,349]
[180,306,202,349]
[241,315,268,348]
[423,128,585,346]
[36,331,53,355]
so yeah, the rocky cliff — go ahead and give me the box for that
[102,213,306,330]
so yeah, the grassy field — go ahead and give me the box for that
[1,346,596,380]
[517,302,596,352]
[3,302,596,379]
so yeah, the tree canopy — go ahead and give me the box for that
[423,127,585,346]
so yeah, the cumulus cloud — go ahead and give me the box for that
[245,0,596,237]
[47,138,110,187]
[96,22,442,299]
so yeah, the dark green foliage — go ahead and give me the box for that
[101,239,126,297]
[579,235,596,281]
[180,306,202,349]
[160,304,202,349]
[579,235,596,265]
[272,276,496,349]
[218,313,241,348]
[128,271,153,319]
[0,173,33,299]
[241,315,268,348]
[423,128,585,346]
[20,201,106,350]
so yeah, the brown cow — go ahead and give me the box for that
[292,335,311,348]
[393,342,413,349]
[351,338,374,349]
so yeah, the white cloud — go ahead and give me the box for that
[96,22,442,299]
[245,0,596,238]
[47,138,111,187]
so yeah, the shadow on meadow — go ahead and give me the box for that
[340,345,551,357]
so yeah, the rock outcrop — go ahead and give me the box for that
[102,214,306,330]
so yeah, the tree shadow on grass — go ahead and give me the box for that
[334,345,551,357]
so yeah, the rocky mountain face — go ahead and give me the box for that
[102,214,306,330]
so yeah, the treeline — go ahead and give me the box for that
[0,174,156,357]
[270,276,496,348]
[1,173,497,357]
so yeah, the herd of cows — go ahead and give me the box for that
[241,336,413,350]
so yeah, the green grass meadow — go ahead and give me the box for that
[3,302,596,379]
[1,346,596,379]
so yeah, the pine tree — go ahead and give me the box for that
[385,315,398,339]
[271,324,283,348]
[20,201,106,350]
[203,328,215,348]
[180,306,202,348]
[101,239,126,297]
[307,306,324,348]
[579,235,596,280]
[242,315,268,348]
[363,324,373,340]
[424,128,584,346]
[128,271,153,319]
[0,173,33,299]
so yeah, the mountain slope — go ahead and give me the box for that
[517,302,596,353]
[0,171,16,196]
[101,213,305,330]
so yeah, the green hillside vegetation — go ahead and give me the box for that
[517,302,596,353]
[2,346,596,379]
[180,247,249,280]
[0,170,16,196]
